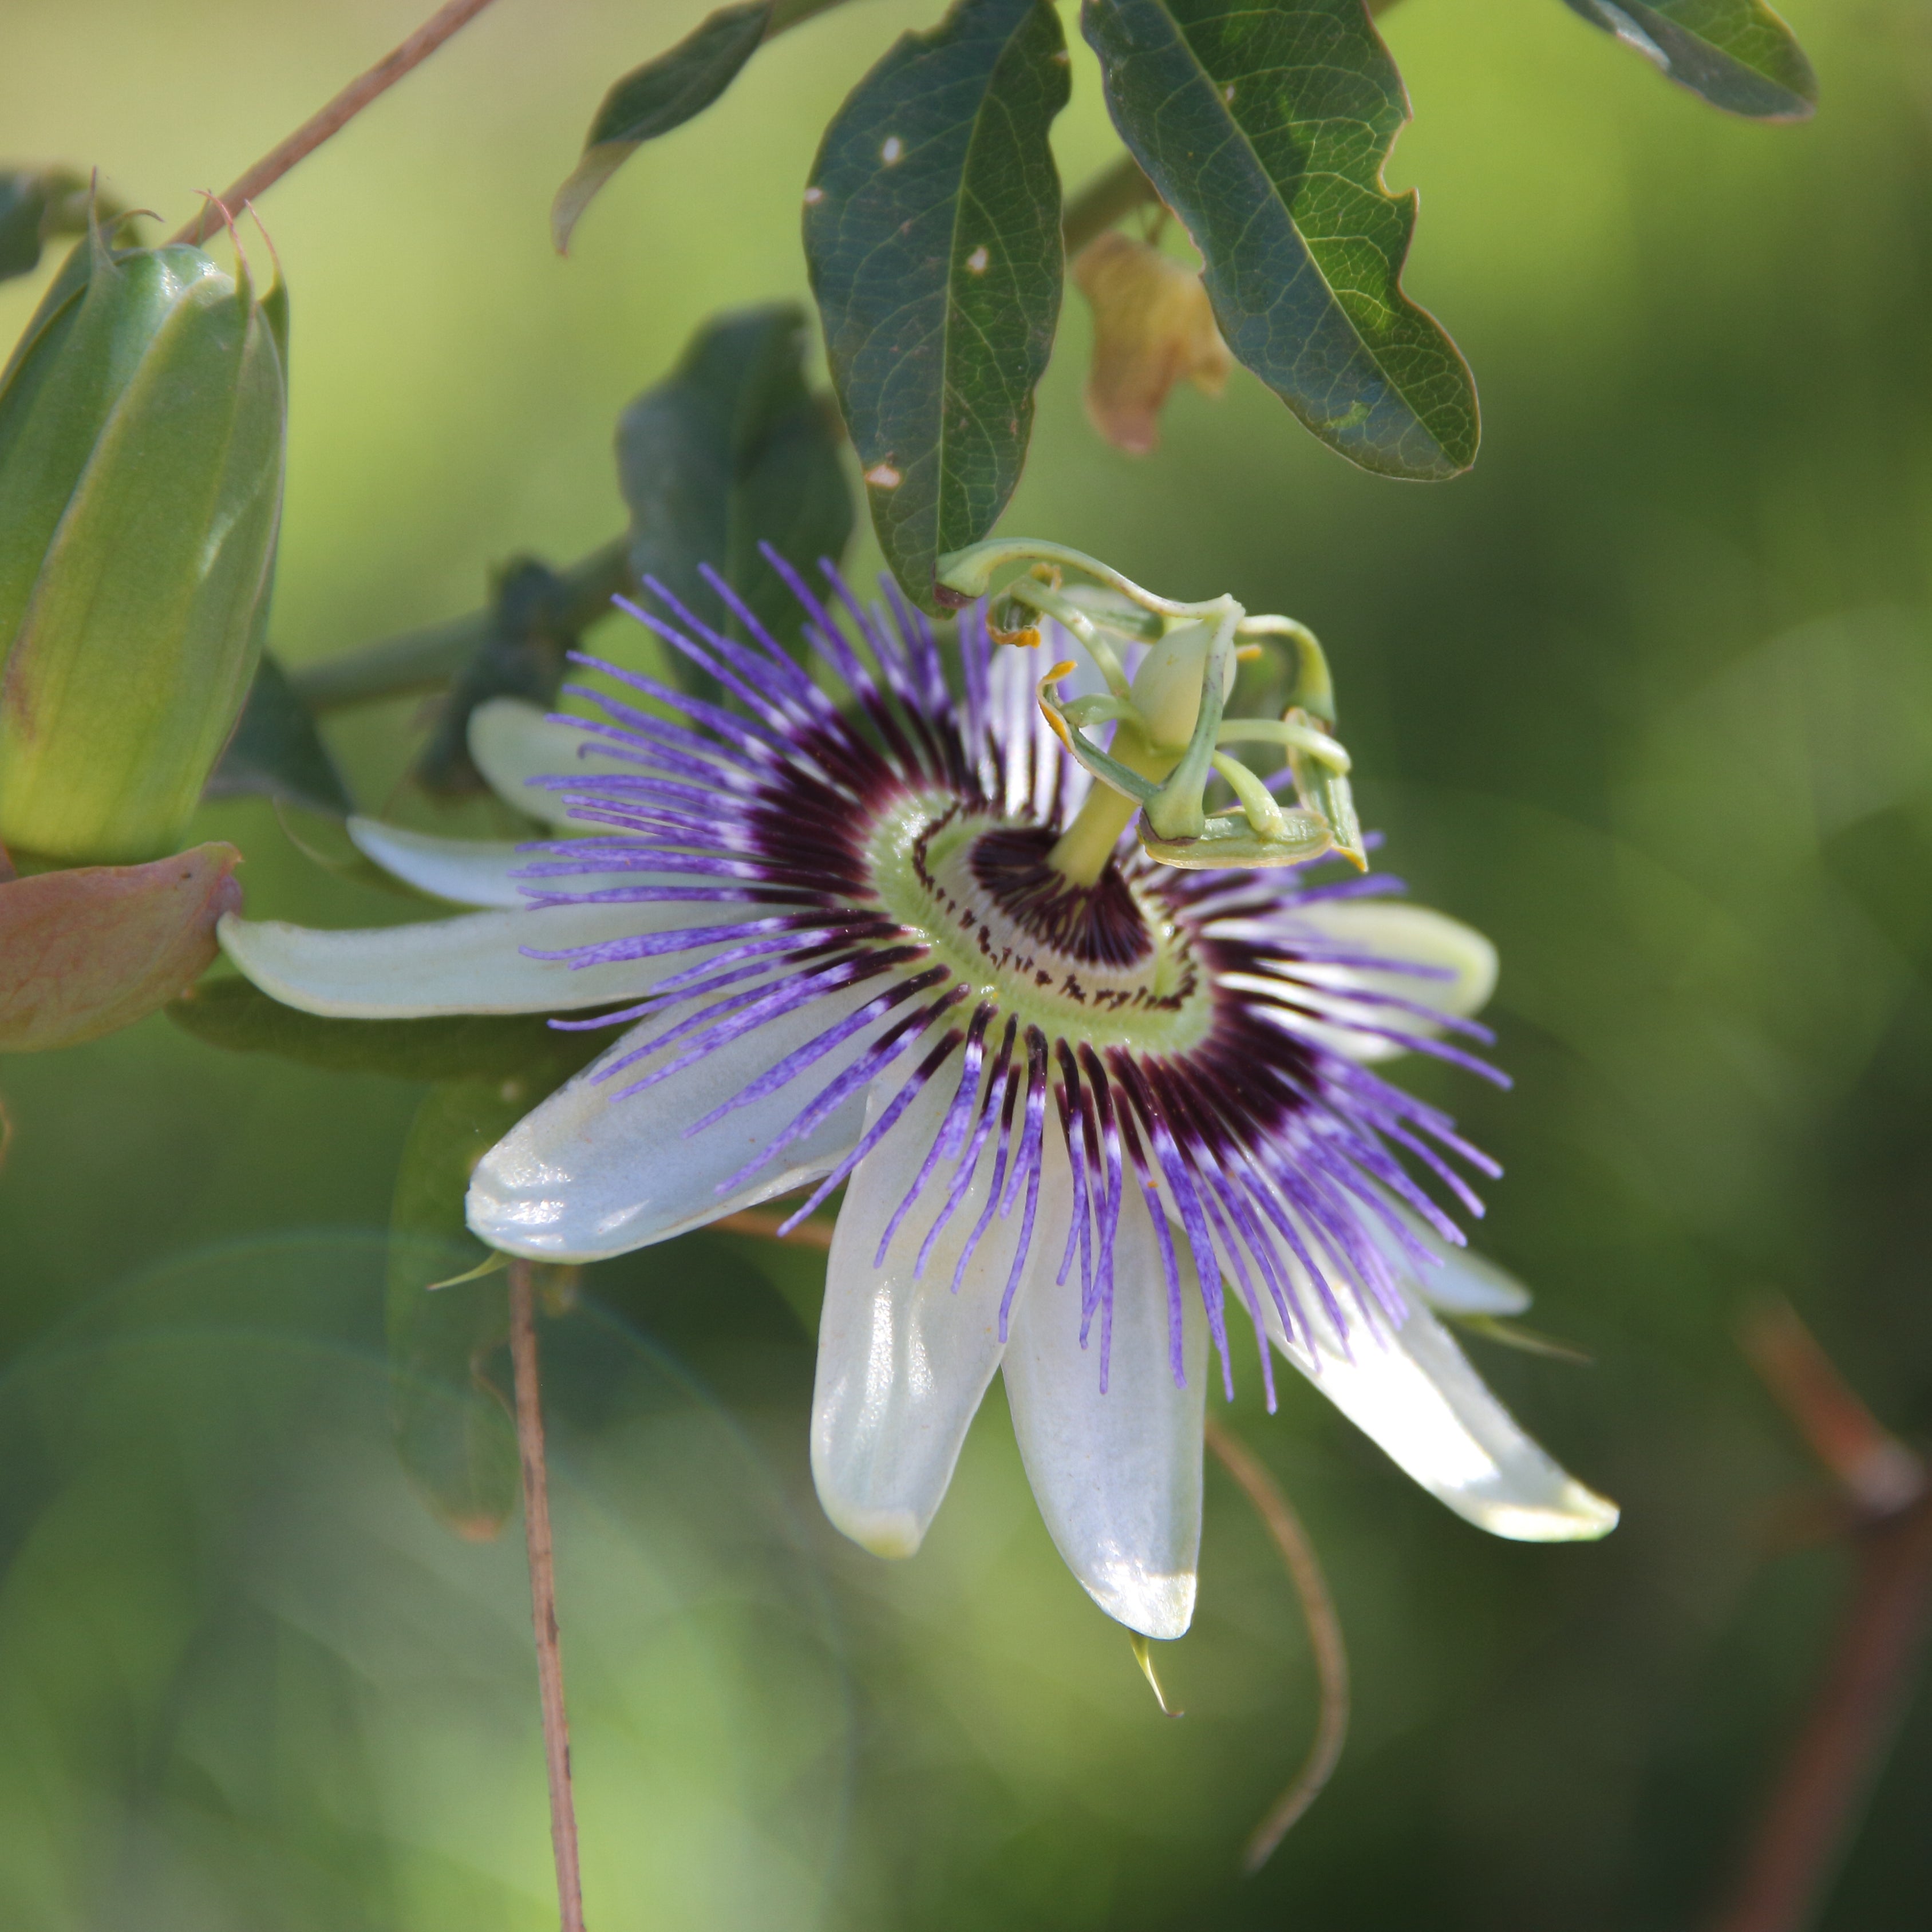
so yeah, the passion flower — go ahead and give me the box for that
[220,550,1615,1636]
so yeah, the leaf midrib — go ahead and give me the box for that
[1128,0,1447,456]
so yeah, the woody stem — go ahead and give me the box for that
[169,0,503,246]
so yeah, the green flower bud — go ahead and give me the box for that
[0,223,287,862]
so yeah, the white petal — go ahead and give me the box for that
[1003,1190,1208,1638]
[1364,1203,1532,1317]
[347,820,535,909]
[1410,1246,1532,1317]
[1282,900,1498,1064]
[347,817,675,911]
[812,1065,1072,1560]
[218,900,700,1017]
[469,699,635,831]
[467,979,895,1261]
[1269,1285,1616,1542]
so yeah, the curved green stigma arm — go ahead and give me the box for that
[938,538,1364,879]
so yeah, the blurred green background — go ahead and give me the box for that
[3,0,1930,1926]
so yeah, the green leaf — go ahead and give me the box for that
[0,174,50,284]
[167,974,609,1085]
[0,167,88,285]
[552,1,773,253]
[618,303,854,683]
[805,0,1070,613]
[387,1079,525,1539]
[1558,0,1815,120]
[412,558,579,797]
[203,651,353,817]
[1453,1312,1595,1367]
[1082,0,1477,480]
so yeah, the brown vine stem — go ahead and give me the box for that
[508,1259,588,1932]
[713,1206,835,1250]
[168,0,505,247]
[1203,1415,1350,1871]
[1706,1301,1932,1932]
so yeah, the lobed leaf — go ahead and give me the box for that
[204,651,353,818]
[618,303,853,682]
[1082,0,1477,480]
[552,1,773,253]
[0,842,241,1051]
[805,0,1070,611]
[1558,0,1816,121]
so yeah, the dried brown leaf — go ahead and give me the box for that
[1073,231,1232,456]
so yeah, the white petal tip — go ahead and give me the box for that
[345,817,530,908]
[823,1501,926,1560]
[464,1178,619,1266]
[1416,1254,1533,1318]
[1463,1481,1619,1543]
[1085,1567,1196,1641]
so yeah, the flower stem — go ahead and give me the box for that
[1061,155,1160,256]
[168,0,505,247]
[1204,1416,1350,1871]
[508,1259,588,1932]
[290,538,630,712]
[713,1206,835,1249]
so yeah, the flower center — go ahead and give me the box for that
[864,793,1215,1052]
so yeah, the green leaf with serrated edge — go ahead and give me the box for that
[204,651,353,817]
[618,303,854,691]
[1083,0,1477,480]
[1559,0,1814,120]
[387,1079,525,1538]
[167,974,610,1084]
[805,0,1070,613]
[552,1,773,252]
